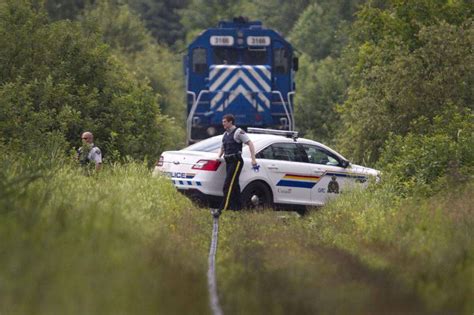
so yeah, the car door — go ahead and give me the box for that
[257,142,313,205]
[300,144,351,205]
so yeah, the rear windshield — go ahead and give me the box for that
[183,136,223,152]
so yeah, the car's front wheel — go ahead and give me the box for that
[241,181,273,210]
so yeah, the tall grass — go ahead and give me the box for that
[306,182,474,314]
[212,182,472,314]
[0,156,210,315]
[1,152,472,314]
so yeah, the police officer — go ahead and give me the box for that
[214,114,257,217]
[77,131,102,172]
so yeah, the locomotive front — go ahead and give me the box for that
[185,17,298,144]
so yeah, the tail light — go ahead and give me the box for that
[156,155,164,167]
[192,159,221,171]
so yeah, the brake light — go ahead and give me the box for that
[192,159,221,171]
[156,156,164,167]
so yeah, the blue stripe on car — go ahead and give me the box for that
[276,180,317,189]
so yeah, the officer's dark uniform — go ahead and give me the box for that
[219,127,245,212]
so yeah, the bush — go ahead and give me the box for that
[377,108,474,196]
[307,181,474,313]
[0,0,176,161]
[0,154,210,315]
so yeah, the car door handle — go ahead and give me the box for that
[267,166,279,170]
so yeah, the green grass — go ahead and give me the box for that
[305,183,474,314]
[0,159,210,315]
[1,156,472,314]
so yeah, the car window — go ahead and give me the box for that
[257,145,274,159]
[257,143,306,162]
[302,144,341,166]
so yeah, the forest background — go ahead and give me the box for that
[1,0,472,176]
[0,0,473,314]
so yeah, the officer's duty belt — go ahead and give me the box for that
[224,153,241,158]
[224,153,242,161]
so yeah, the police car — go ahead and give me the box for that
[153,128,380,209]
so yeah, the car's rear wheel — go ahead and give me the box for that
[241,181,273,210]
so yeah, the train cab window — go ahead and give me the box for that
[192,48,207,74]
[244,49,267,65]
[274,48,290,74]
[213,48,239,64]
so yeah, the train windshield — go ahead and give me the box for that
[213,48,267,65]
[213,48,239,64]
[244,49,267,65]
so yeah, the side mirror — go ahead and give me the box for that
[341,160,350,168]
[293,56,299,72]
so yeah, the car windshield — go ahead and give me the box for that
[183,136,223,152]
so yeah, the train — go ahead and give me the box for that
[184,17,298,143]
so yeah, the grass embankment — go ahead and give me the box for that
[1,157,472,315]
[310,184,473,313]
[215,183,473,315]
[0,158,210,315]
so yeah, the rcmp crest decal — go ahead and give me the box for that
[327,176,339,194]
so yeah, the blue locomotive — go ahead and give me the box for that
[184,17,298,143]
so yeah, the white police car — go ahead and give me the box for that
[153,128,380,209]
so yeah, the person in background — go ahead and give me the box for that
[213,114,257,217]
[77,131,102,172]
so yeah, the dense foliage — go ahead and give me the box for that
[0,1,473,313]
[17,0,471,176]
[337,3,473,164]
[1,153,471,314]
[0,0,180,161]
[0,153,209,314]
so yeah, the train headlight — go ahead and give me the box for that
[207,127,217,136]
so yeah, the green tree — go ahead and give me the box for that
[127,0,187,47]
[244,0,310,35]
[83,1,185,133]
[290,0,367,60]
[377,108,474,196]
[290,0,369,145]
[44,0,94,21]
[0,0,176,160]
[179,0,255,42]
[336,1,473,164]
[294,55,349,144]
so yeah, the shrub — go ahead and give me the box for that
[0,0,176,161]
[377,108,474,196]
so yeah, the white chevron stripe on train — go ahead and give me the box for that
[209,65,271,112]
[210,65,271,91]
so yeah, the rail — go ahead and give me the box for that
[208,213,223,315]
